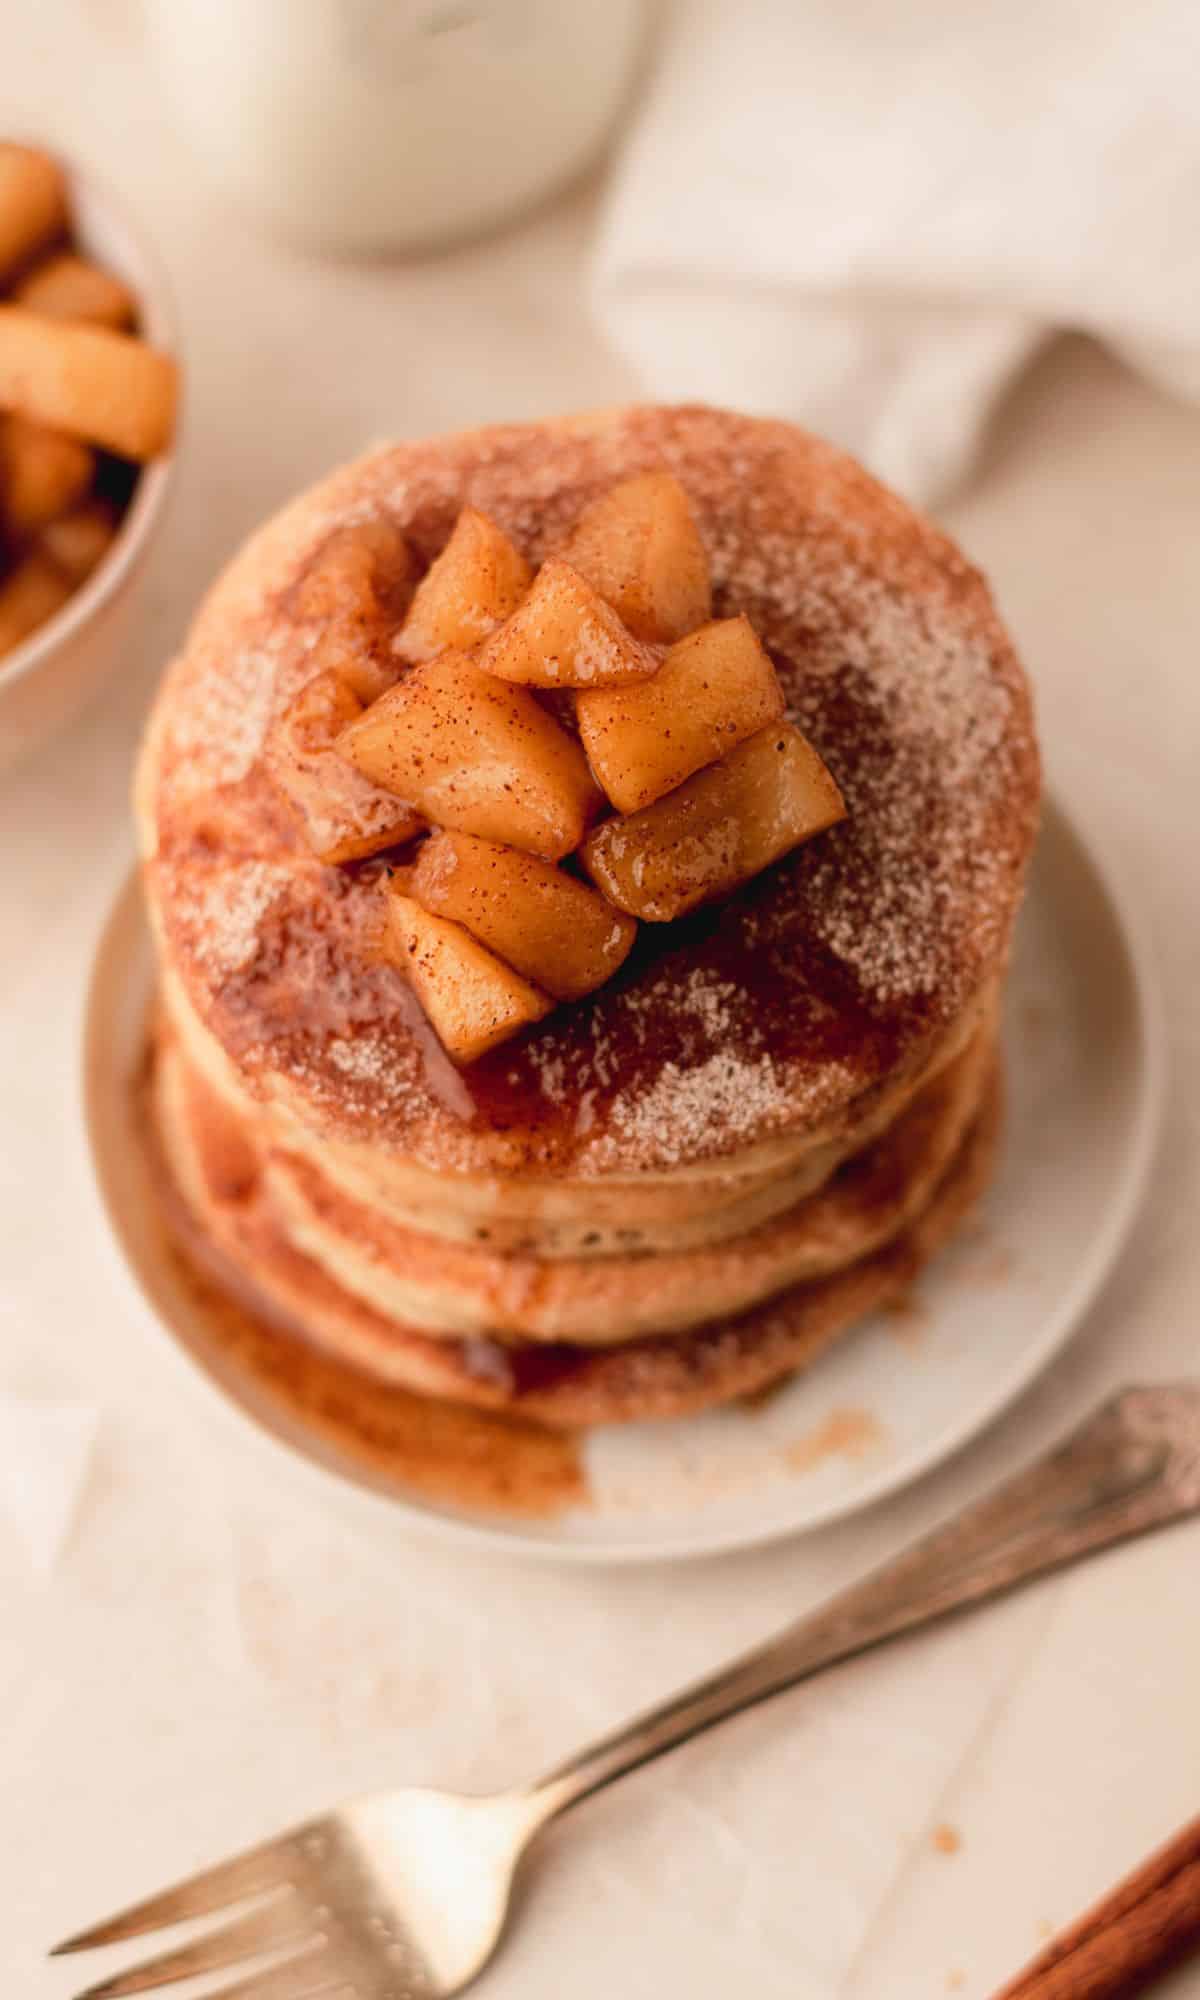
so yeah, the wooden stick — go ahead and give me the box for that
[992,1813,1200,1999]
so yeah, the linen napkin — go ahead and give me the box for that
[593,0,1200,502]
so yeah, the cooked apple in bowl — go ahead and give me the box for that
[0,142,178,667]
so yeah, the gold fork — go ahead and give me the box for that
[54,1384,1200,2000]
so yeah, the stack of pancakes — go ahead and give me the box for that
[136,406,1039,1429]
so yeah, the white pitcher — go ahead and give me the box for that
[148,0,647,255]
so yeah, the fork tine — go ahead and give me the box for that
[68,1896,314,1998]
[175,1956,349,2000]
[51,1828,308,1955]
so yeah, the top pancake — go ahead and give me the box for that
[137,405,1039,1181]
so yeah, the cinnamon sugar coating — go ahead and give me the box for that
[137,406,1039,1180]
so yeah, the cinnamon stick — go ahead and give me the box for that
[992,1811,1200,1999]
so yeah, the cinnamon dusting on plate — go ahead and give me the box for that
[785,1406,884,1474]
[884,1290,931,1347]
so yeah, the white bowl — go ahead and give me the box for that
[0,154,178,771]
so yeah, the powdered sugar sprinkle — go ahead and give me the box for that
[185,861,291,978]
[585,1048,788,1170]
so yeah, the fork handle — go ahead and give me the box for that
[529,1385,1200,1819]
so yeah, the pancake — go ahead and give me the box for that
[148,1018,1001,1427]
[158,940,996,1260]
[134,404,1038,1441]
[137,406,1038,1185]
[166,1014,996,1345]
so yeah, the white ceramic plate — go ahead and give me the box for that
[84,797,1162,1563]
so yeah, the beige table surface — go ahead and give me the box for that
[3,9,1199,1998]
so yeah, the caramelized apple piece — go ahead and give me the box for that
[291,517,414,626]
[338,652,602,861]
[577,615,785,814]
[36,496,118,583]
[13,250,136,329]
[581,723,846,922]
[395,507,532,663]
[385,891,551,1063]
[269,669,422,863]
[477,558,659,689]
[412,830,636,1001]
[0,413,93,535]
[0,144,67,286]
[564,472,710,643]
[289,517,415,703]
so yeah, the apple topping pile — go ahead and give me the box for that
[273,472,846,1063]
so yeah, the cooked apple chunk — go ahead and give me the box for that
[0,413,93,535]
[291,517,414,626]
[395,507,532,663]
[36,496,117,583]
[269,670,423,863]
[337,652,603,860]
[412,830,636,1001]
[289,517,415,703]
[477,559,659,689]
[385,891,551,1063]
[564,472,711,643]
[581,723,846,922]
[577,615,785,814]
